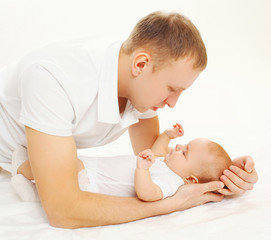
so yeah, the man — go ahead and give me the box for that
[0,11,257,228]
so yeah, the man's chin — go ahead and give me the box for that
[133,105,157,113]
[134,106,148,113]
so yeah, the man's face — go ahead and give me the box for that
[164,138,212,178]
[128,57,201,113]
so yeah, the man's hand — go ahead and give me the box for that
[218,155,258,195]
[167,181,225,211]
[136,149,155,170]
[164,123,184,139]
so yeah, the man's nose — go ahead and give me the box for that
[164,92,182,108]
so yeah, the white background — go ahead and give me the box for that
[0,0,270,158]
[0,1,271,239]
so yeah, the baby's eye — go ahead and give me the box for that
[167,86,175,92]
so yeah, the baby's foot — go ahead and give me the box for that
[11,145,28,177]
[11,145,39,202]
[11,174,40,202]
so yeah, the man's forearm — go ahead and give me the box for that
[53,191,172,228]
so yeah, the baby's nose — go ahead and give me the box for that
[175,144,184,151]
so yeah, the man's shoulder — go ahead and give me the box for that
[16,34,123,69]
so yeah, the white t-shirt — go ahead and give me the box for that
[78,155,184,199]
[0,35,157,172]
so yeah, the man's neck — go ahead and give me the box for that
[118,97,128,114]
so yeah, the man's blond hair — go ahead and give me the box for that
[123,11,207,71]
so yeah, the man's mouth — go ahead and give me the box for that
[152,107,158,111]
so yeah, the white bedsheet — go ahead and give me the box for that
[1,142,270,240]
[1,1,271,239]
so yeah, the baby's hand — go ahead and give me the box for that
[165,123,184,139]
[136,149,155,170]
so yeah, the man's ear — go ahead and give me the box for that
[131,52,151,76]
[184,175,199,184]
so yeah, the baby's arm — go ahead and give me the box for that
[134,149,163,202]
[151,123,184,157]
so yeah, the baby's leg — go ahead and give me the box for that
[17,159,85,180]
[14,158,87,201]
[77,158,85,172]
[10,146,40,201]
[17,160,34,180]
[77,158,90,188]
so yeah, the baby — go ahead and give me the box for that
[13,123,232,202]
[134,123,232,201]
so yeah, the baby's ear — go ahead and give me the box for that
[184,175,199,184]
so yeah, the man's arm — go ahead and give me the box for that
[25,126,168,228]
[129,116,160,155]
[25,126,225,228]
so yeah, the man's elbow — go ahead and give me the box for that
[46,206,78,229]
[42,193,81,229]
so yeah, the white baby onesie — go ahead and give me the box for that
[78,155,184,199]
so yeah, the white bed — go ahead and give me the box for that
[1,0,271,239]
[1,140,271,240]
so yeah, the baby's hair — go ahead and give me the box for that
[198,141,232,183]
[122,11,207,72]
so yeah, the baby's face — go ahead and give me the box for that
[164,138,212,178]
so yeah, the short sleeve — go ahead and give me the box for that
[18,63,75,136]
[152,174,184,199]
[150,161,184,199]
[138,109,157,119]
